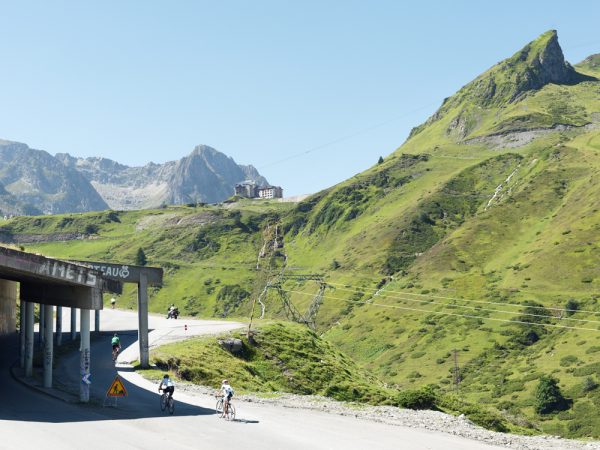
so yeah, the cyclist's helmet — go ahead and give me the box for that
[222,379,228,384]
[163,374,170,379]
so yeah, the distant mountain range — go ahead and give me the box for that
[0,141,268,215]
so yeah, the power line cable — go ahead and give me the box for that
[258,102,439,170]
[326,281,599,316]
[181,262,596,317]
[328,284,600,325]
[285,289,600,333]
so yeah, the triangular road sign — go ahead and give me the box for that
[106,375,128,397]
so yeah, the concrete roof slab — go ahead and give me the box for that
[0,247,104,290]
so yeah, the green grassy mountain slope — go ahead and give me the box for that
[2,30,600,437]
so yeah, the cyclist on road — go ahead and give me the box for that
[220,379,234,417]
[111,333,121,359]
[159,374,175,398]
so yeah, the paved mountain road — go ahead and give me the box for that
[0,309,510,450]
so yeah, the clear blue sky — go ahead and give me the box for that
[1,1,599,196]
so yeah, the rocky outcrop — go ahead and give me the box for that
[166,145,268,205]
[0,231,89,244]
[460,30,581,107]
[0,140,108,215]
[218,338,243,354]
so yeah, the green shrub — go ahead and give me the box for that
[565,299,579,316]
[466,409,508,432]
[214,284,250,317]
[560,355,579,367]
[438,394,508,432]
[534,375,570,414]
[396,386,438,410]
[135,247,147,266]
[582,377,599,393]
[84,224,99,234]
[573,362,600,377]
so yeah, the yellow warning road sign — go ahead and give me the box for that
[106,375,128,397]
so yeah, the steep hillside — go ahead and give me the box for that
[3,30,600,438]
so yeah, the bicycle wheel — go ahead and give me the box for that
[160,394,167,411]
[225,403,235,421]
[167,397,175,415]
[215,398,223,415]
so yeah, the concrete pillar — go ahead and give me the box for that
[20,299,26,368]
[56,306,62,347]
[94,310,100,335]
[43,304,53,388]
[25,301,34,377]
[70,307,77,340]
[79,309,91,403]
[137,273,149,368]
[0,279,17,336]
[38,303,45,347]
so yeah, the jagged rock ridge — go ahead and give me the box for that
[57,144,269,210]
[0,140,268,215]
[0,140,109,215]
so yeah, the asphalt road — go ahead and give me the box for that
[0,309,510,450]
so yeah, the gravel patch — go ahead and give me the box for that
[464,123,600,149]
[173,382,600,450]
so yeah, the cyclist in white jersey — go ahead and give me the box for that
[220,379,234,417]
[159,374,175,398]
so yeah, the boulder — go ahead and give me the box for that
[218,338,243,354]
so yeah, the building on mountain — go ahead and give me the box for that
[257,185,283,199]
[234,181,283,199]
[234,181,258,198]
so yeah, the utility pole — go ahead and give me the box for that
[453,349,460,392]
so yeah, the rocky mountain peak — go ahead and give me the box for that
[463,30,581,107]
[191,144,219,157]
[408,30,594,140]
[508,30,576,87]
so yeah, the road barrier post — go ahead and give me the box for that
[56,306,62,347]
[19,299,25,368]
[38,303,45,347]
[43,304,53,388]
[24,301,34,377]
[70,307,77,341]
[137,273,149,368]
[80,309,91,402]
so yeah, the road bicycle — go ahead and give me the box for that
[160,389,175,415]
[215,395,235,420]
[112,346,120,364]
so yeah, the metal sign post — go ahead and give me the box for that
[104,375,128,407]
